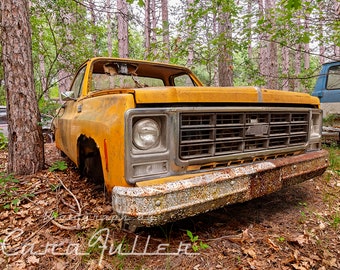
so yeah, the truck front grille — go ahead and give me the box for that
[179,111,309,160]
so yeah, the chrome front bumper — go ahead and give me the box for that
[112,150,329,229]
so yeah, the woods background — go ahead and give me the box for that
[0,0,339,114]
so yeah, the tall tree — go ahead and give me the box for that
[89,0,99,56]
[1,0,44,174]
[144,0,151,58]
[161,0,170,61]
[303,0,310,71]
[150,0,157,58]
[117,0,129,58]
[258,0,278,89]
[56,3,77,99]
[186,0,195,68]
[332,0,340,58]
[217,8,233,86]
[246,0,253,61]
[107,0,113,57]
[294,42,302,91]
[281,34,290,90]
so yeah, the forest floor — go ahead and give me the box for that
[0,143,339,270]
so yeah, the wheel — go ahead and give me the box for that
[78,137,104,184]
[83,150,104,183]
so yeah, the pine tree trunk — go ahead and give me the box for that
[107,0,113,57]
[1,0,44,174]
[281,25,290,91]
[218,10,233,86]
[247,0,253,68]
[186,0,194,68]
[258,0,278,89]
[161,0,170,62]
[89,0,98,56]
[258,0,268,80]
[151,0,157,57]
[266,0,277,89]
[144,0,151,58]
[117,0,129,58]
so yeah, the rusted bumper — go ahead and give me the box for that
[112,150,329,228]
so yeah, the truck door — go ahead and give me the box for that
[313,62,340,117]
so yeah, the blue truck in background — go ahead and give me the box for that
[312,61,340,143]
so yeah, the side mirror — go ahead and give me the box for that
[61,91,75,101]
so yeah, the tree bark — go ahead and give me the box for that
[106,0,113,57]
[161,0,170,61]
[266,0,277,89]
[294,44,301,91]
[281,41,289,90]
[186,0,194,68]
[144,0,151,58]
[333,0,340,58]
[247,0,253,63]
[89,0,98,56]
[218,9,233,86]
[318,1,325,64]
[1,0,44,174]
[258,0,278,89]
[151,0,157,58]
[117,0,129,58]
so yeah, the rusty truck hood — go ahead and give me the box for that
[133,86,320,106]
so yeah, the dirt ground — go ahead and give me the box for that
[0,144,339,270]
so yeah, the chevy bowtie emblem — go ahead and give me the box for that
[246,124,269,136]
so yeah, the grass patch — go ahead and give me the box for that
[323,144,340,174]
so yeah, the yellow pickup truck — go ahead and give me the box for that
[53,57,329,230]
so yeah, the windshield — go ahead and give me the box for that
[90,59,196,91]
[92,73,164,90]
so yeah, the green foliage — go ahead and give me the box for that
[52,211,59,219]
[186,230,209,252]
[323,114,340,127]
[326,145,340,175]
[233,51,265,86]
[0,173,35,212]
[30,0,95,107]
[0,86,6,106]
[284,0,302,10]
[331,212,340,229]
[298,201,307,207]
[299,210,307,224]
[0,0,335,115]
[50,183,61,192]
[294,58,320,93]
[0,132,8,150]
[126,0,145,7]
[38,98,60,116]
[0,173,19,204]
[277,236,286,242]
[49,160,68,172]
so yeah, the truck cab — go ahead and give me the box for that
[312,61,340,142]
[312,61,340,117]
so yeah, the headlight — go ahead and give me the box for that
[133,118,160,150]
[310,110,322,138]
[308,110,322,151]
